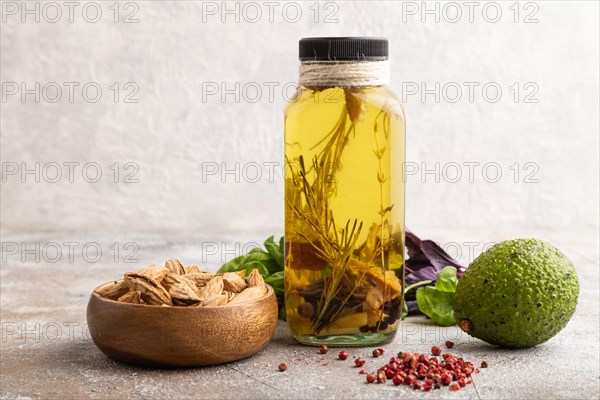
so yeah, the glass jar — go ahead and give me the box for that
[284,37,406,346]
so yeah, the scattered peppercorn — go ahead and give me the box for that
[377,348,385,355]
[338,351,348,360]
[278,362,288,372]
[354,358,366,367]
[366,374,376,383]
[481,361,488,368]
[358,350,480,392]
[441,373,452,385]
[373,349,382,358]
[392,375,404,386]
[319,345,328,354]
[445,340,454,348]
[359,369,367,374]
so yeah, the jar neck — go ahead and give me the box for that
[298,60,389,88]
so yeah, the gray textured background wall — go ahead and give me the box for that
[1,1,598,240]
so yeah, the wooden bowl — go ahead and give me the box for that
[86,281,278,367]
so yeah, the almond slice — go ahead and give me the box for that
[169,283,202,303]
[96,280,129,300]
[165,259,186,275]
[184,272,216,288]
[125,264,168,287]
[124,275,172,305]
[117,290,142,304]
[204,294,229,306]
[184,265,200,274]
[197,276,224,302]
[247,268,266,289]
[161,273,198,293]
[228,286,266,304]
[222,272,247,293]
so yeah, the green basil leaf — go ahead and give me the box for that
[416,286,456,326]
[279,306,287,320]
[435,266,458,292]
[264,235,275,247]
[402,300,408,320]
[264,235,284,270]
[405,280,432,294]
[279,236,284,252]
[217,247,266,273]
[243,261,270,277]
[265,270,284,284]
[217,254,247,273]
[244,250,272,266]
[246,248,269,259]
[260,258,281,275]
[264,271,284,296]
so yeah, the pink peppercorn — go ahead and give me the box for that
[364,350,480,392]
[441,373,452,385]
[354,358,366,367]
[392,375,404,385]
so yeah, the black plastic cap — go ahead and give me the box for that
[299,37,388,61]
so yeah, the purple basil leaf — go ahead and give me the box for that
[420,239,465,276]
[405,228,422,257]
[406,300,419,314]
[405,266,439,286]
[403,228,467,316]
[405,252,431,273]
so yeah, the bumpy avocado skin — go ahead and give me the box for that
[453,239,579,348]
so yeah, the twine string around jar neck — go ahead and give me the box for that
[298,60,389,88]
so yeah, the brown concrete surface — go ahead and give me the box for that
[1,229,599,399]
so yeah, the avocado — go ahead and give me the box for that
[453,238,579,348]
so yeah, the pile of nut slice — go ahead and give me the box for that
[96,260,267,306]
